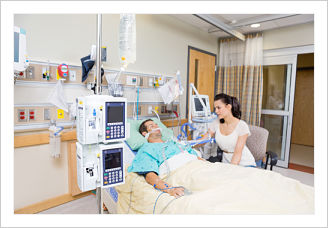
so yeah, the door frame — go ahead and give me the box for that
[262,55,297,168]
[263,45,314,168]
[186,46,217,118]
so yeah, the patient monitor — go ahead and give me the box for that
[76,95,127,144]
[76,142,125,192]
[191,95,211,117]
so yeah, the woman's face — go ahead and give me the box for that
[214,99,231,119]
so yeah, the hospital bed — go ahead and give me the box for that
[101,118,314,214]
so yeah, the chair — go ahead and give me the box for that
[215,125,278,170]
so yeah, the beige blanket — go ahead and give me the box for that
[115,160,314,214]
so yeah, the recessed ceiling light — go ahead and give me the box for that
[250,23,261,28]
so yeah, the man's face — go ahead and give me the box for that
[142,121,161,137]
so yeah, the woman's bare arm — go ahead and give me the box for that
[230,134,248,165]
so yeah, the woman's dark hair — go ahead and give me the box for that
[214,93,241,123]
[139,119,153,135]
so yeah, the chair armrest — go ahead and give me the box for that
[265,151,278,170]
[217,147,223,162]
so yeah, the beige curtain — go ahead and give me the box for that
[217,33,263,126]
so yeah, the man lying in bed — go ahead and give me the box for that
[127,119,204,198]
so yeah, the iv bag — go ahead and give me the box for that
[119,14,136,69]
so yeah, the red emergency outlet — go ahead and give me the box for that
[30,116,35,120]
[20,112,25,115]
[20,116,25,120]
[30,111,34,115]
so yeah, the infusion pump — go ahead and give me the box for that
[76,142,125,192]
[76,95,127,144]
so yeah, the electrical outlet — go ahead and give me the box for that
[17,109,27,122]
[139,77,143,86]
[44,108,51,120]
[148,78,153,87]
[26,66,35,79]
[57,109,64,119]
[15,71,25,79]
[28,109,35,121]
[69,70,76,81]
[148,106,152,114]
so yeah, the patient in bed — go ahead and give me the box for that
[128,119,204,198]
[120,119,313,214]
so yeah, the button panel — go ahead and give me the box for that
[102,148,124,187]
[103,167,124,186]
[105,122,125,140]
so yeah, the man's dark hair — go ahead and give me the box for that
[138,119,153,135]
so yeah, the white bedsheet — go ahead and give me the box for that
[115,160,314,214]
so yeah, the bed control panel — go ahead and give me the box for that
[101,145,125,187]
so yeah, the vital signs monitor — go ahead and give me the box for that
[191,94,211,117]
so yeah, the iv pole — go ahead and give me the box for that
[95,13,102,214]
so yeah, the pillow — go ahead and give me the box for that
[126,118,174,150]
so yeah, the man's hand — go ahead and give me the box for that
[197,156,206,161]
[167,187,185,198]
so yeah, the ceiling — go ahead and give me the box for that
[172,14,314,39]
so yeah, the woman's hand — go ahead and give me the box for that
[167,187,185,198]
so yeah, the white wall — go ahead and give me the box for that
[14,14,218,210]
[14,14,219,116]
[263,22,314,50]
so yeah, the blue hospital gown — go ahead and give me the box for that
[127,140,198,175]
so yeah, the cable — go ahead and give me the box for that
[153,192,165,214]
[153,186,182,214]
[151,110,160,120]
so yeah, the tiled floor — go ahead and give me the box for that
[38,166,314,214]
[289,143,314,168]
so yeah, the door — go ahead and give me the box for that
[261,55,297,168]
[187,46,216,116]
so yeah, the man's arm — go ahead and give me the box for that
[145,172,184,198]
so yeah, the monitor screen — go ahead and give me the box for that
[107,103,123,123]
[104,151,121,169]
[194,97,207,111]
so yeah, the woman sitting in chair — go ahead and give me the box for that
[204,93,256,167]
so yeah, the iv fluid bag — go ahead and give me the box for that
[119,14,136,69]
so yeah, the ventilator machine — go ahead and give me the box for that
[76,95,128,192]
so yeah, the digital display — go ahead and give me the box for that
[194,98,207,111]
[104,151,121,169]
[107,104,123,123]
